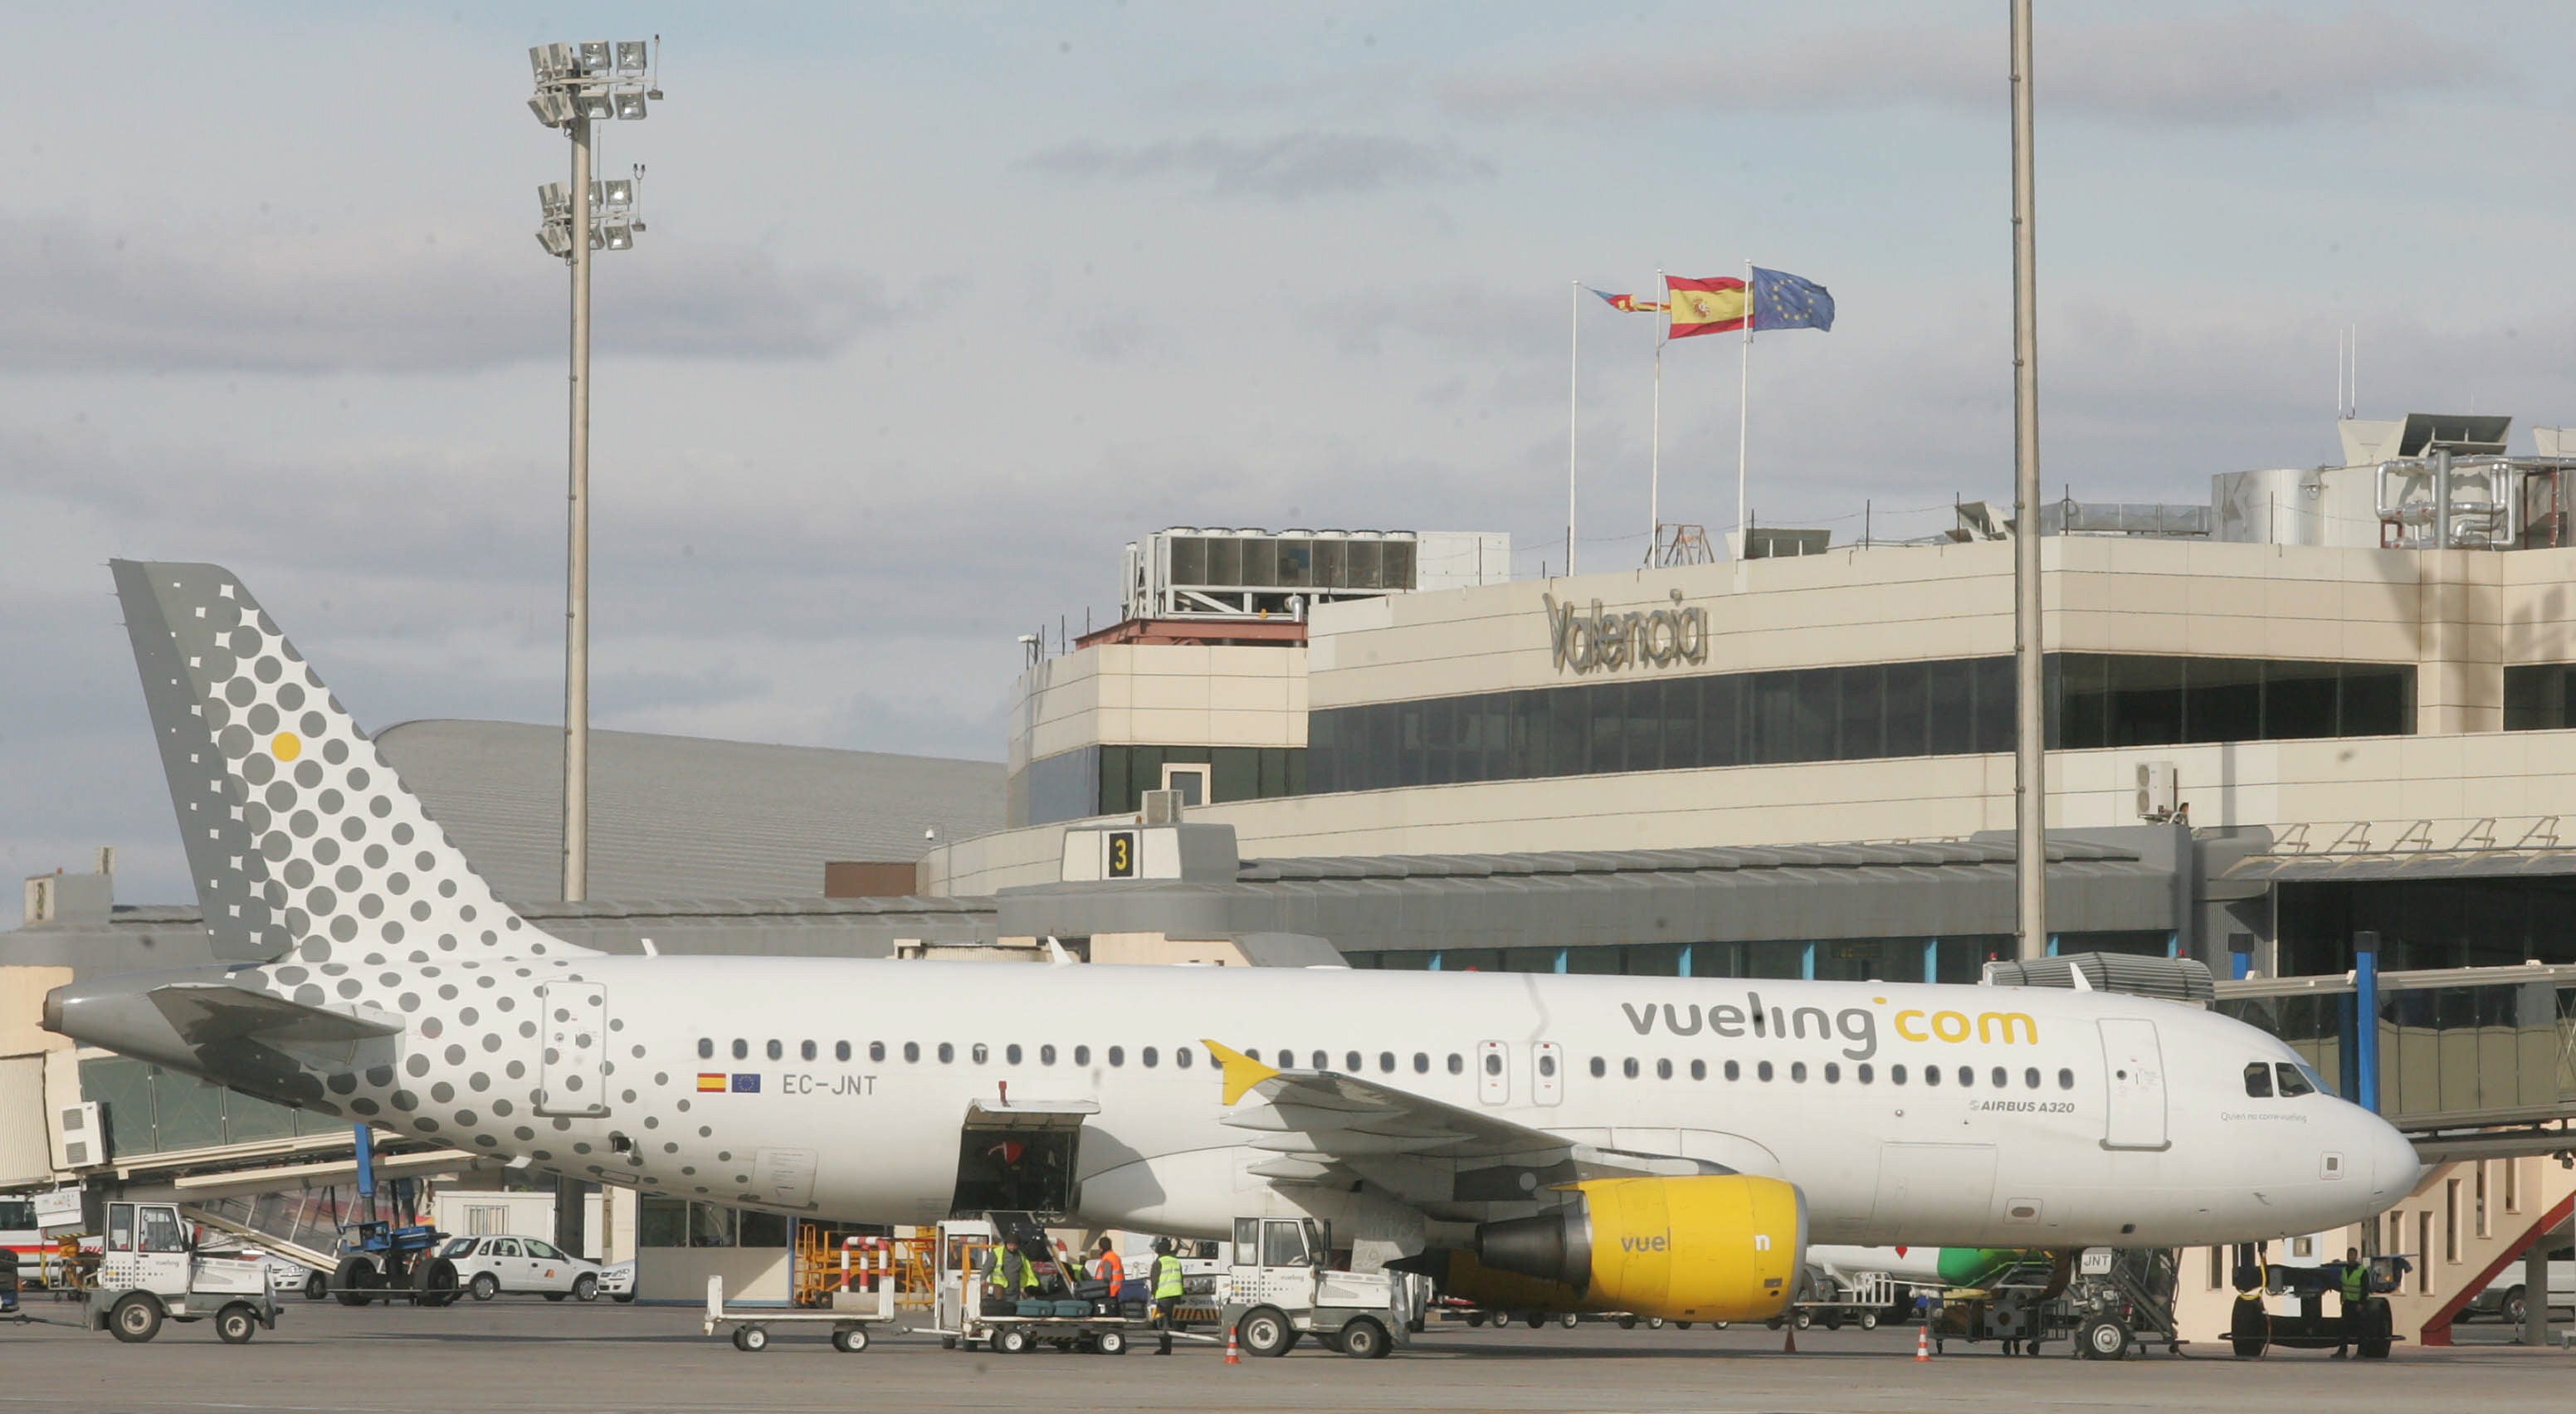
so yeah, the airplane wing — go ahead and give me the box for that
[1202,1040,1714,1217]
[146,982,404,1046]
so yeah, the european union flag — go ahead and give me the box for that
[1749,267,1835,334]
[731,1073,760,1093]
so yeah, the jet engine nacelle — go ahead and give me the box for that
[1472,1175,1807,1323]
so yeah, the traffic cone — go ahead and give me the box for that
[1782,1321,1797,1354]
[1225,1325,1242,1365]
[1915,1325,1932,1362]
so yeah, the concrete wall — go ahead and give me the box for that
[1008,642,1306,777]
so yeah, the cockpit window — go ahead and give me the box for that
[2243,1062,2274,1098]
[2276,1061,2318,1098]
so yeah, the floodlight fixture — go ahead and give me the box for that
[575,89,617,121]
[602,221,632,251]
[539,181,570,218]
[536,222,573,258]
[527,90,574,127]
[612,89,647,121]
[615,40,649,74]
[579,40,612,74]
[602,178,634,208]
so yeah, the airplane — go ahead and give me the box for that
[43,561,2422,1326]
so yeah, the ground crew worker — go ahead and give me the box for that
[1150,1237,1187,1355]
[1090,1238,1125,1301]
[2332,1248,2369,1358]
[991,1237,1038,1305]
[0,1241,18,1316]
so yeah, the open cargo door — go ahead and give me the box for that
[950,1099,1097,1222]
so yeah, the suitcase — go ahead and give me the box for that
[1050,1299,1090,1319]
[1071,1279,1111,1300]
[1015,1299,1051,1319]
[1120,1298,1149,1320]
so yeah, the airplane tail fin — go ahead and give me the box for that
[112,560,586,967]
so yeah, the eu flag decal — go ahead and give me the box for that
[730,1073,761,1094]
[1749,267,1835,333]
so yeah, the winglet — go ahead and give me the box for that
[1202,1039,1280,1106]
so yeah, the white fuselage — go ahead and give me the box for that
[303,953,2414,1252]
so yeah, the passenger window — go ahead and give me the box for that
[1108,1046,1125,1067]
[1823,1062,1840,1084]
[937,1043,955,1064]
[697,1038,713,1060]
[1891,1064,1907,1085]
[1790,1061,1807,1083]
[801,1041,817,1062]
[1957,1065,1973,1088]
[971,1043,988,1064]
[903,1042,920,1063]
[1246,1049,1261,1062]
[1757,1060,1774,1082]
[1005,1044,1022,1065]
[2276,1063,2317,1097]
[1655,1058,1672,1080]
[1142,1047,1159,1068]
[732,1039,749,1060]
[1412,1052,1429,1074]
[1589,1056,1607,1078]
[1724,1060,1740,1081]
[2023,1067,2039,1090]
[835,1041,851,1062]
[1622,1058,1640,1080]
[870,1041,886,1062]
[1447,1054,1464,1075]
[1991,1066,2007,1089]
[1857,1063,1874,1085]
[1690,1059,1706,1080]
[2056,1067,2075,1090]
[1176,1047,1193,1069]
[1483,1052,1502,1075]
[1311,1051,1328,1070]
[1538,1053,1557,1077]
[2244,1062,2274,1098]
[1075,1046,1092,1065]
[1039,1045,1056,1065]
[1378,1052,1396,1074]
[1925,1065,1940,1087]
[767,1040,783,1061]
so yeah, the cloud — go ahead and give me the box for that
[1442,12,2488,126]
[0,212,910,374]
[1015,131,1494,200]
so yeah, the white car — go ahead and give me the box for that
[438,1235,603,1303]
[598,1260,638,1304]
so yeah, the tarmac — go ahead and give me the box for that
[2,1295,2572,1413]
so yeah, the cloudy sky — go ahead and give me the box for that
[4,2,2570,914]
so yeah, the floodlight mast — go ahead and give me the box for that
[527,35,658,903]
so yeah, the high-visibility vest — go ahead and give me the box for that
[1095,1251,1125,1290]
[1153,1253,1186,1300]
[2341,1263,2369,1304]
[995,1248,1036,1293]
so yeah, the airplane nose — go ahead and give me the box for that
[2364,1113,2423,1202]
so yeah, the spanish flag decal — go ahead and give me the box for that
[1666,275,1748,339]
[695,1073,727,1092]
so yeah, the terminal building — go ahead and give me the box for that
[7,412,2576,1334]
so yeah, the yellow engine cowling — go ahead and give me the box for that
[1471,1175,1807,1323]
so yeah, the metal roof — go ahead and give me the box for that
[2219,849,2576,885]
[373,719,1001,901]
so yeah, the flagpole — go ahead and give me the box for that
[1649,268,1664,563]
[1735,258,1753,555]
[1567,280,1579,578]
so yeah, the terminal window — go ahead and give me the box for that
[1307,652,2413,794]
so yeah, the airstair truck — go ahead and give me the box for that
[85,1201,276,1344]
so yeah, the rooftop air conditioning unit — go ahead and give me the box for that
[2135,762,2178,822]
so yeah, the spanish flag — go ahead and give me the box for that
[1665,275,1748,339]
[695,1073,727,1092]
[1589,288,1666,314]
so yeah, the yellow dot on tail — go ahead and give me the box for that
[271,733,301,762]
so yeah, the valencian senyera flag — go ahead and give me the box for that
[1589,288,1666,314]
[1665,275,1748,338]
[1749,267,1836,332]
